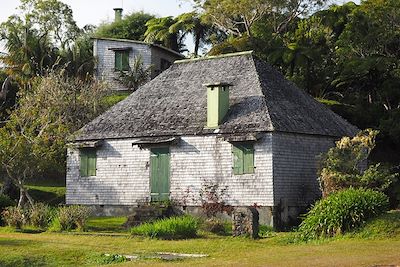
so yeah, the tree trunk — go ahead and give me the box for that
[17,186,34,208]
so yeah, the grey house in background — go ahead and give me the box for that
[66,51,358,227]
[93,37,184,90]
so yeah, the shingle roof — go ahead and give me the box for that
[75,51,358,141]
[92,37,185,58]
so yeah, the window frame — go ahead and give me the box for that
[232,142,255,175]
[79,148,97,177]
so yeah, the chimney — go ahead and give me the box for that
[113,8,123,22]
[205,82,231,128]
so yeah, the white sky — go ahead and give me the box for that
[0,0,194,27]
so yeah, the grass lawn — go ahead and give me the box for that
[0,229,399,266]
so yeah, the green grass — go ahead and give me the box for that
[101,91,131,107]
[131,216,198,239]
[351,210,400,239]
[27,185,65,206]
[0,212,399,266]
[86,217,127,233]
[0,229,399,266]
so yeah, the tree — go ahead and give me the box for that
[115,56,152,91]
[0,0,94,87]
[170,12,212,56]
[0,71,109,207]
[194,0,329,37]
[19,0,80,50]
[145,17,186,53]
[94,12,155,41]
[318,129,397,197]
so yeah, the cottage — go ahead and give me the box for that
[93,37,184,90]
[66,51,358,226]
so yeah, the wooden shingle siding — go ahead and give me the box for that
[66,134,274,207]
[271,132,336,207]
[94,39,153,91]
[94,39,182,91]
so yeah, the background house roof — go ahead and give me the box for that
[75,51,358,141]
[92,37,185,58]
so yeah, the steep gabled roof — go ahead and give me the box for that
[75,51,358,141]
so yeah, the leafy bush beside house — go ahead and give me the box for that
[298,188,389,241]
[318,129,397,197]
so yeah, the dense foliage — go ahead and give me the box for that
[0,72,108,207]
[131,216,198,239]
[298,188,389,240]
[94,12,154,41]
[319,129,397,197]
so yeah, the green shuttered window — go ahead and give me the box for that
[115,50,130,71]
[232,143,255,175]
[80,149,97,177]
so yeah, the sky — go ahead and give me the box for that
[0,0,194,28]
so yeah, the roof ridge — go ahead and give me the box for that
[250,55,275,132]
[174,50,254,64]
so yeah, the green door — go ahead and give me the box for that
[150,148,170,202]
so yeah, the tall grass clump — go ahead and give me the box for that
[49,205,92,232]
[29,203,53,229]
[131,216,198,239]
[298,188,389,241]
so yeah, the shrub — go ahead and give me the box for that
[298,188,389,240]
[55,205,92,231]
[29,203,53,229]
[1,206,26,229]
[131,215,198,239]
[0,194,15,225]
[95,254,127,264]
[201,218,228,235]
[198,181,232,217]
[318,129,397,197]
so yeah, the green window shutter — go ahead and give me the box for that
[80,149,97,177]
[232,145,244,175]
[243,144,254,174]
[80,152,88,177]
[87,150,97,176]
[115,52,122,71]
[122,51,130,71]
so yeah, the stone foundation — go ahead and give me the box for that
[82,204,305,230]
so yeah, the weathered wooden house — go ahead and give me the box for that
[93,37,184,90]
[66,51,358,226]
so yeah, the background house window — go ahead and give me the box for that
[232,143,254,175]
[115,50,130,71]
[80,149,97,177]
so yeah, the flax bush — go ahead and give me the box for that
[52,205,92,231]
[298,188,389,241]
[1,206,26,229]
[0,194,15,225]
[131,216,198,239]
[29,203,53,229]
